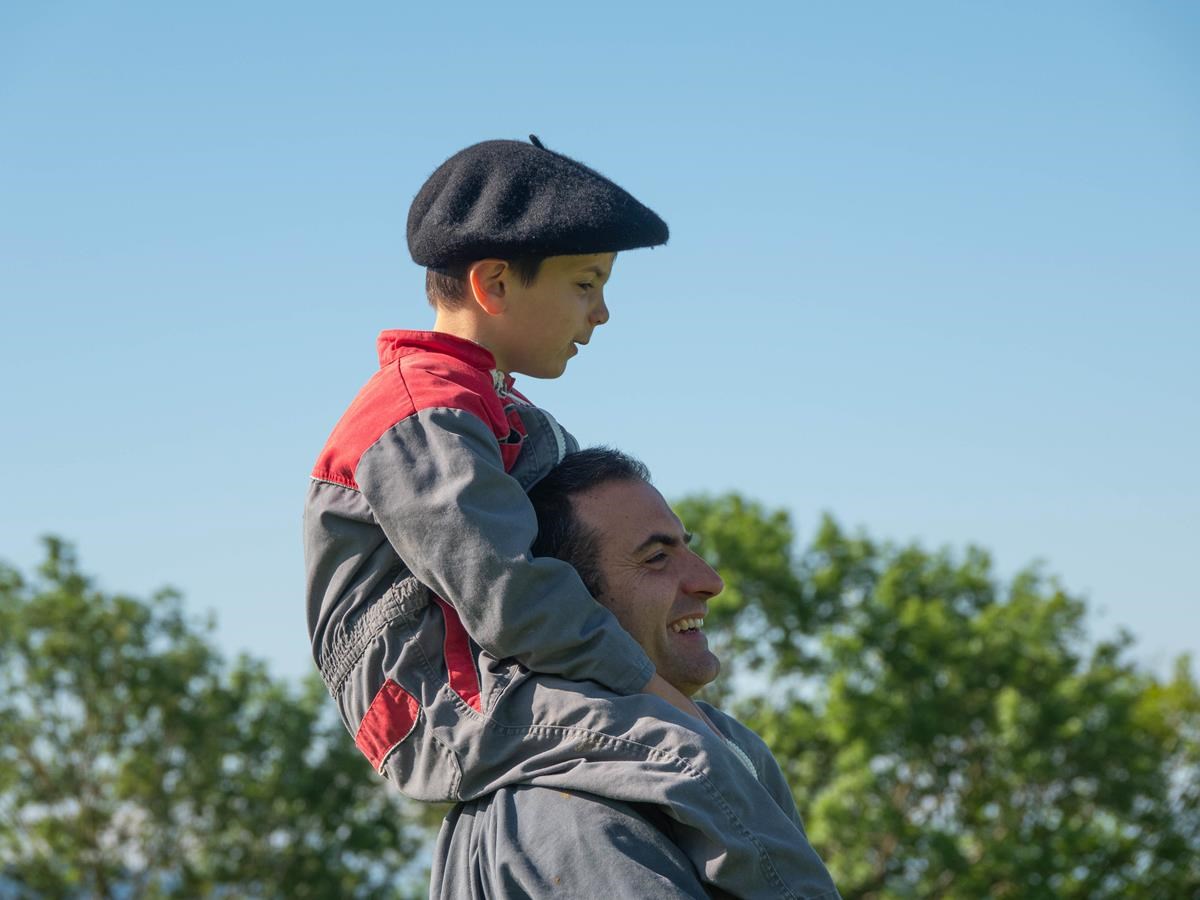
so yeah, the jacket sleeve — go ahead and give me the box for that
[356,404,655,695]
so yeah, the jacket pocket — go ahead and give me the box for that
[355,678,420,771]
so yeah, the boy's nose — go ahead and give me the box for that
[589,292,610,326]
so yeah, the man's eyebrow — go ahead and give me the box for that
[632,531,694,555]
[579,265,610,279]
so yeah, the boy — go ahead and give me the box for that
[304,137,833,898]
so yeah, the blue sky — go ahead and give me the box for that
[2,2,1197,682]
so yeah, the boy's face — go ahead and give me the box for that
[494,252,616,378]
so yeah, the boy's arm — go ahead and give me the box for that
[358,405,655,696]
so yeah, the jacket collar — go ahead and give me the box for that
[377,329,494,368]
[376,330,514,390]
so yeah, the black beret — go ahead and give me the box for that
[407,136,669,268]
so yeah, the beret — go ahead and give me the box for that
[407,136,669,268]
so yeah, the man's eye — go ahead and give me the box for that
[645,552,668,565]
[577,282,594,291]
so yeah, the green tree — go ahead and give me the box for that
[0,538,430,899]
[677,496,1200,900]
[8,507,1198,899]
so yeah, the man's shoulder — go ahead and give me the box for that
[473,784,680,851]
[697,701,807,832]
[433,785,713,899]
[697,703,773,759]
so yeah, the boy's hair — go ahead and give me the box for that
[425,257,546,309]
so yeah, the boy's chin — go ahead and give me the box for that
[519,360,570,380]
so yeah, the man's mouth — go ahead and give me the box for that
[670,616,705,634]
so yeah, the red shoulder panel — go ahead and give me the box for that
[310,349,512,489]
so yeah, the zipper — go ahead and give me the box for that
[491,368,510,399]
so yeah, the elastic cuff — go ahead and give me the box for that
[618,657,656,696]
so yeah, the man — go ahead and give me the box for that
[430,449,839,899]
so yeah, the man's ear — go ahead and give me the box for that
[467,260,510,316]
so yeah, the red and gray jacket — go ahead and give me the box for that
[304,330,654,710]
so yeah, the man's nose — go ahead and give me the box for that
[685,550,724,599]
[589,292,610,326]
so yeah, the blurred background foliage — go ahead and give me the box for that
[678,496,1199,898]
[2,497,1197,898]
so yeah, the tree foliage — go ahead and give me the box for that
[0,538,428,899]
[677,496,1200,899]
[5,502,1198,899]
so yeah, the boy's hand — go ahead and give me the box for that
[643,672,720,735]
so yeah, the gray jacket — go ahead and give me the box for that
[430,704,839,900]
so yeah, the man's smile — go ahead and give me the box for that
[669,615,706,634]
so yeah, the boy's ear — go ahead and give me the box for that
[467,260,510,316]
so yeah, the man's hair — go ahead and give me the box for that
[528,447,652,598]
[425,256,546,309]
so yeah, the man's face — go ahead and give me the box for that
[495,252,615,378]
[572,478,723,696]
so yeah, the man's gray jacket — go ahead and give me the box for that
[430,703,840,899]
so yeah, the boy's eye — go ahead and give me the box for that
[577,282,594,291]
